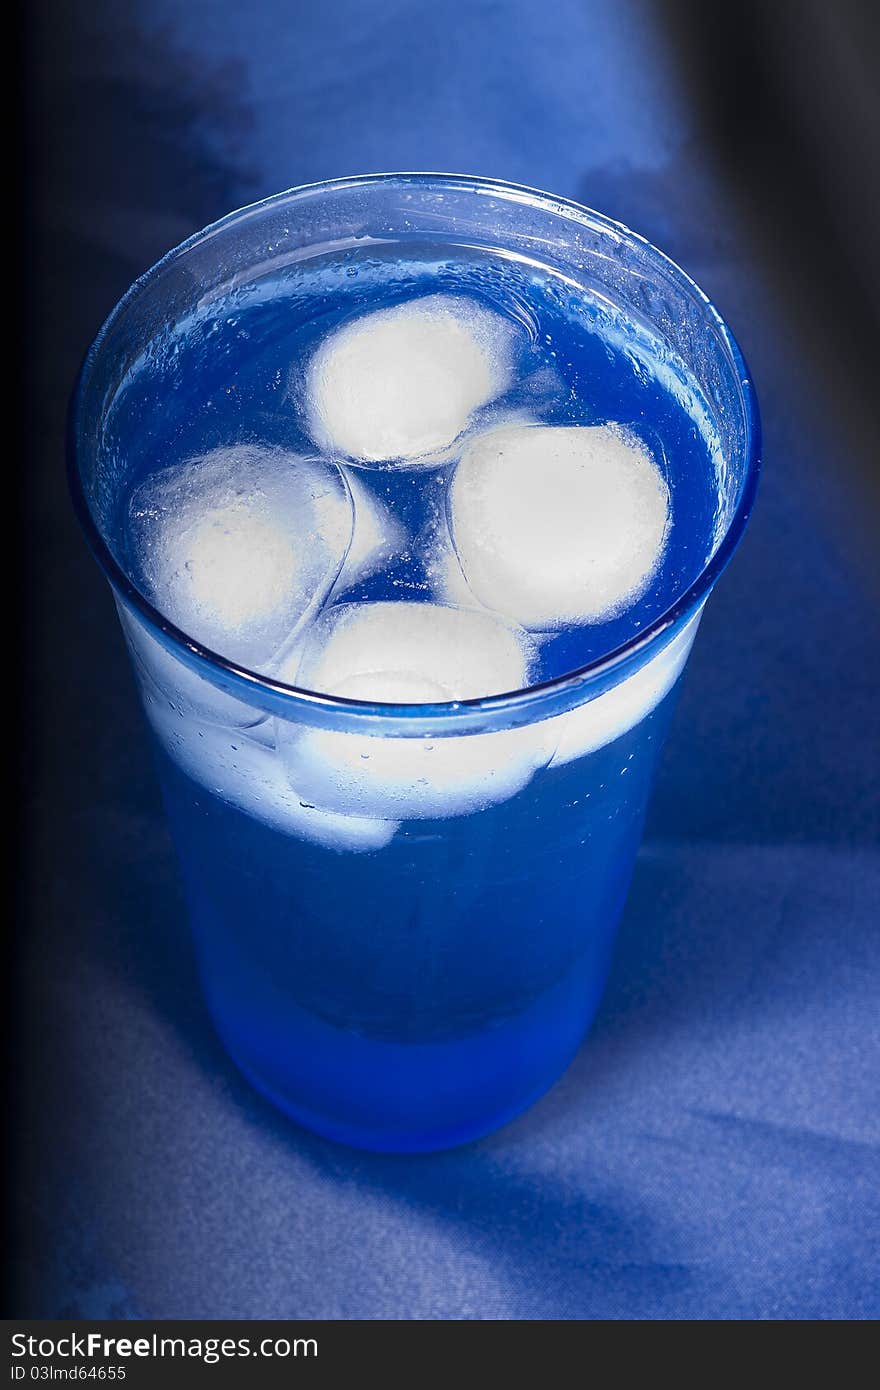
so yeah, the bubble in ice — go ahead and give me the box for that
[127,445,353,672]
[276,601,549,819]
[448,424,670,630]
[142,691,398,853]
[304,294,518,465]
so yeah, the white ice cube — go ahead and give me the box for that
[304,294,518,464]
[128,445,353,672]
[449,424,670,629]
[276,601,548,819]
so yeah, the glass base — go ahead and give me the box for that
[204,962,606,1154]
[225,1046,581,1154]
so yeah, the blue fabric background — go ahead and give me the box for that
[17,0,879,1318]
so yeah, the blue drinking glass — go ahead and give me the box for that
[69,175,760,1152]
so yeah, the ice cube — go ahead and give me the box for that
[276,601,548,819]
[142,692,398,853]
[448,424,670,629]
[304,294,518,464]
[128,445,353,672]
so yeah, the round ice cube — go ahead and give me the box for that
[276,601,548,819]
[304,294,518,465]
[449,424,670,629]
[128,445,353,671]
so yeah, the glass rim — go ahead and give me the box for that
[68,171,761,728]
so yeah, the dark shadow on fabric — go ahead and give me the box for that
[14,0,259,1315]
[657,0,880,572]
